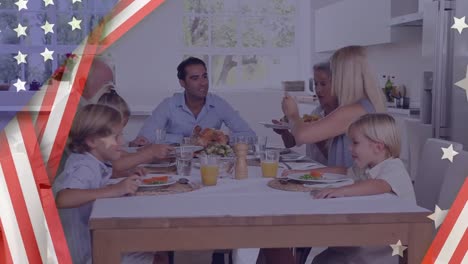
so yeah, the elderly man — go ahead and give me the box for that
[132,57,255,145]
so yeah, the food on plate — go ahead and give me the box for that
[302,114,321,122]
[192,126,229,147]
[281,114,321,124]
[142,176,169,185]
[299,171,322,180]
[199,143,233,157]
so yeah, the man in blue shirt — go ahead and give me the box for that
[132,57,256,145]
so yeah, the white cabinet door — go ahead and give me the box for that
[315,0,392,52]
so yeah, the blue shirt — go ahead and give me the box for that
[138,92,256,143]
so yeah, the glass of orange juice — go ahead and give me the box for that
[260,150,280,178]
[200,155,220,186]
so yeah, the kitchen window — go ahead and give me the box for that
[0,0,116,87]
[181,0,310,90]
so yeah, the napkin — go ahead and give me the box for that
[303,179,354,189]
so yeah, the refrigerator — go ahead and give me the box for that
[421,0,468,149]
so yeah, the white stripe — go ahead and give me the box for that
[102,0,153,40]
[0,164,29,264]
[462,251,468,264]
[5,119,59,264]
[40,42,86,164]
[435,202,468,264]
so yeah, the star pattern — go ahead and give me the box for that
[428,205,449,229]
[455,65,468,102]
[441,144,459,163]
[14,51,27,65]
[390,240,407,258]
[15,0,28,11]
[43,0,54,7]
[68,16,82,31]
[40,48,54,62]
[41,21,54,34]
[14,79,27,92]
[452,16,468,34]
[14,23,28,37]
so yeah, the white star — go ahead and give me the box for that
[390,240,407,257]
[452,16,468,34]
[72,0,82,3]
[40,48,54,62]
[455,65,468,102]
[14,51,27,65]
[14,79,26,92]
[68,17,82,31]
[428,205,449,229]
[41,21,54,34]
[441,144,459,163]
[13,23,28,37]
[43,0,54,7]
[14,0,28,11]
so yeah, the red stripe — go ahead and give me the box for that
[0,133,42,263]
[46,34,102,180]
[449,228,468,264]
[0,223,13,264]
[97,0,166,54]
[16,112,73,264]
[422,178,468,263]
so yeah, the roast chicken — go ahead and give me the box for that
[192,126,229,147]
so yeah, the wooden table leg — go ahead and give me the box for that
[407,222,434,264]
[92,230,121,264]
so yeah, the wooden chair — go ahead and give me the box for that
[437,150,468,209]
[413,138,463,210]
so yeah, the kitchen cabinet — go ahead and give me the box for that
[315,0,392,52]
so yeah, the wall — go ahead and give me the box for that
[107,0,429,150]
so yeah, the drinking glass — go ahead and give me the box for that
[219,157,235,179]
[154,128,166,144]
[199,155,220,186]
[182,137,194,146]
[254,136,268,158]
[260,150,280,178]
[176,146,193,176]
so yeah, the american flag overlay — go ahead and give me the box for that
[0,0,466,263]
[0,0,164,263]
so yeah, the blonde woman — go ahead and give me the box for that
[262,46,387,264]
[283,46,386,170]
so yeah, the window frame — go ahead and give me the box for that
[179,0,312,92]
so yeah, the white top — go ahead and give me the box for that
[347,158,416,203]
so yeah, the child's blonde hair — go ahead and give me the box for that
[348,113,401,158]
[68,104,122,153]
[97,89,131,120]
[330,46,386,112]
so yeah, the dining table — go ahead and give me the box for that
[89,161,433,264]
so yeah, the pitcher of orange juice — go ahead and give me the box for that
[200,155,220,186]
[260,150,280,178]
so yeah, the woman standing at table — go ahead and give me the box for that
[261,45,387,264]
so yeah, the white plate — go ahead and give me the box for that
[139,175,177,188]
[175,145,204,152]
[140,162,176,168]
[287,173,349,183]
[259,122,289,130]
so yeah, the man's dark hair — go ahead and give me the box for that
[177,57,207,80]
